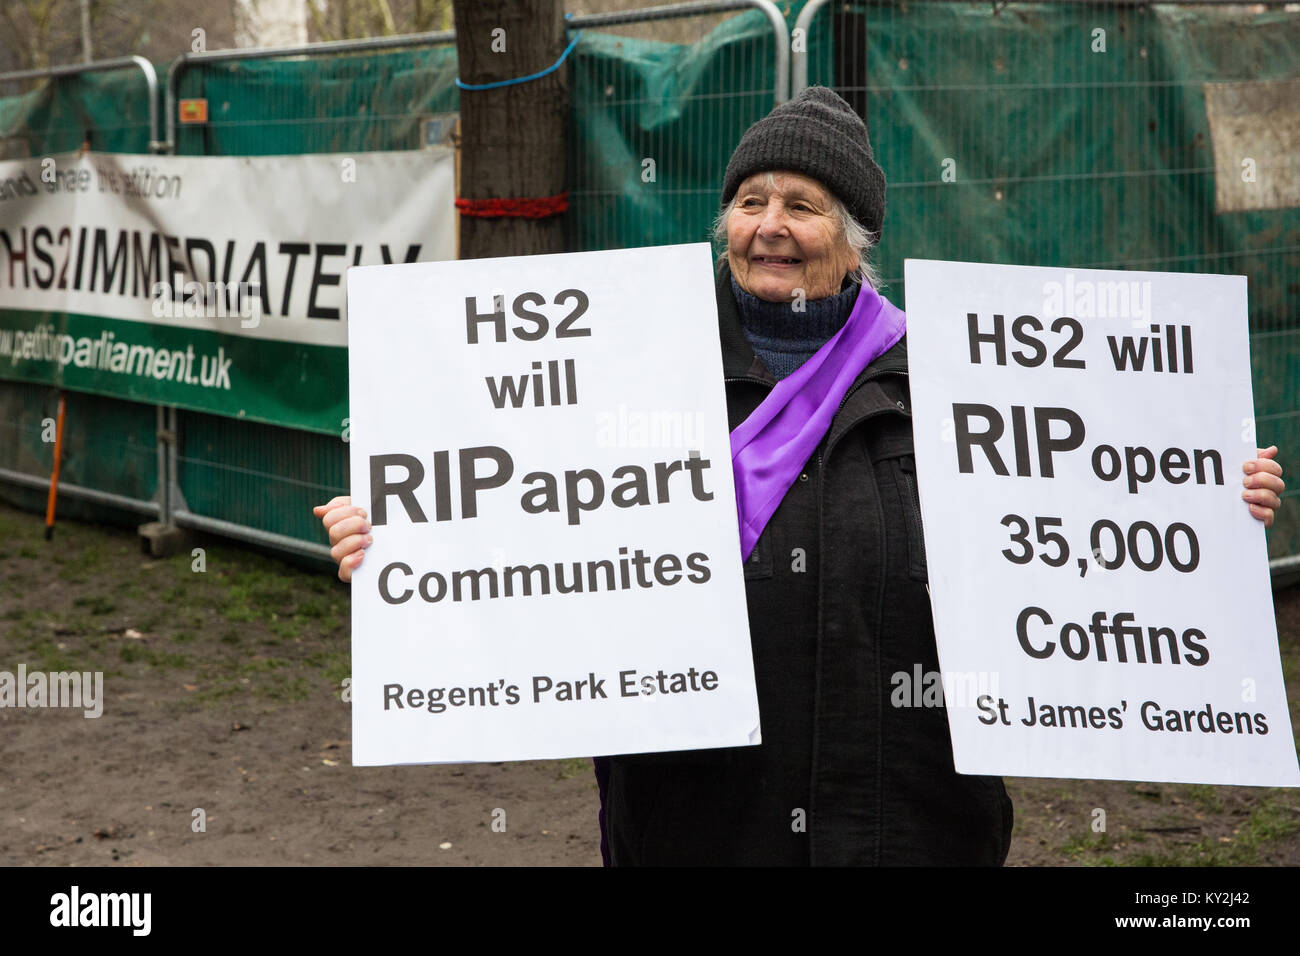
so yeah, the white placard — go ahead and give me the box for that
[346,243,761,765]
[905,259,1300,787]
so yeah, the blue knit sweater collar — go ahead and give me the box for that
[730,276,859,381]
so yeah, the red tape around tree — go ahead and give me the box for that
[455,192,570,219]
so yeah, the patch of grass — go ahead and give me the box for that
[63,544,110,574]
[132,611,168,633]
[296,595,330,619]
[119,645,191,668]
[305,574,337,595]
[554,757,593,781]
[1182,784,1226,814]
[303,649,351,685]
[226,568,294,606]
[1060,832,1112,860]
[1236,791,1300,849]
[23,640,83,672]
[171,631,196,644]
[269,617,304,640]
[220,600,259,623]
[186,682,244,706]
[47,613,97,638]
[72,595,117,615]
[1125,790,1300,866]
[16,608,49,627]
[254,675,310,701]
[233,656,291,675]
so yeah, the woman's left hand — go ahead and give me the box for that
[1243,446,1285,528]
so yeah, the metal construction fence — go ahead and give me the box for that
[2,0,1298,572]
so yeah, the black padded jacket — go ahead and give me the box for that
[600,261,1014,866]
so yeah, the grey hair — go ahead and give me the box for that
[711,176,881,291]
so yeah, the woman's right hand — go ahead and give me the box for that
[313,495,372,583]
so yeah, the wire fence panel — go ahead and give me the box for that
[0,72,162,532]
[163,45,459,556]
[158,10,783,557]
[567,5,784,254]
[799,0,1300,562]
[0,380,159,524]
[170,46,459,157]
[0,66,154,156]
[175,408,347,546]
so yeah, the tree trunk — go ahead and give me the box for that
[453,0,568,260]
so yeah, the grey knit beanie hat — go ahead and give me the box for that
[721,86,886,240]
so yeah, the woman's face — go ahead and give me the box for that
[727,170,859,304]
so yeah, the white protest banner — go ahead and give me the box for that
[0,150,453,432]
[905,259,1300,787]
[346,243,761,765]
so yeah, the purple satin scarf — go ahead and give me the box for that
[730,284,907,562]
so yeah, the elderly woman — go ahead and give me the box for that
[315,87,1285,866]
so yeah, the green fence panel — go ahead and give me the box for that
[799,0,1300,560]
[566,8,782,253]
[176,408,347,543]
[0,380,159,526]
[0,71,160,533]
[0,68,153,156]
[169,46,458,157]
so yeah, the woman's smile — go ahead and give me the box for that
[751,254,802,268]
[727,170,858,302]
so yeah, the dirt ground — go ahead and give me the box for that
[2,500,1297,866]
